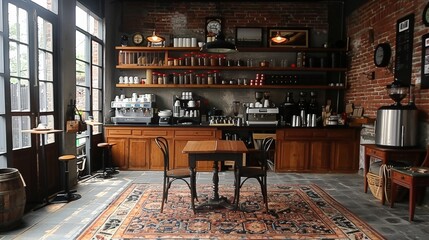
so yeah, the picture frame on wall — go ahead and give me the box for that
[235,27,263,47]
[268,28,310,48]
[421,33,429,89]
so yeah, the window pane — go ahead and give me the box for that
[0,76,4,114]
[92,41,101,65]
[31,0,58,14]
[92,65,101,88]
[76,60,87,86]
[76,86,87,113]
[0,117,5,153]
[39,115,55,144]
[10,78,30,112]
[39,81,53,112]
[38,17,53,51]
[76,6,88,31]
[92,89,101,111]
[38,50,53,82]
[89,15,102,39]
[8,5,29,43]
[0,38,3,73]
[12,116,31,149]
[9,42,29,78]
[76,31,88,61]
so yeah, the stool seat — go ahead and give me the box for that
[59,155,76,161]
[97,143,109,148]
[52,154,81,203]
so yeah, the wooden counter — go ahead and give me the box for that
[104,126,360,173]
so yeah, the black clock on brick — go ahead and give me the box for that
[374,43,391,67]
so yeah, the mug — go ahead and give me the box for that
[188,100,196,107]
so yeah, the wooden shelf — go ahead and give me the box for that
[115,83,346,90]
[116,64,347,72]
[115,46,347,53]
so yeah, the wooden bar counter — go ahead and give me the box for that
[104,125,360,173]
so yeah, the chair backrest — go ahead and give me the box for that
[155,137,170,172]
[258,137,274,171]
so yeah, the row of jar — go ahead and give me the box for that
[146,70,222,85]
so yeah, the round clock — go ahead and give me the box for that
[374,43,391,67]
[423,2,429,27]
[205,17,222,36]
[132,32,144,45]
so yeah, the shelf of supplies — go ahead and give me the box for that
[115,46,347,53]
[116,65,347,72]
[115,83,346,90]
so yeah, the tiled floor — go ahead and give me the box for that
[1,170,429,239]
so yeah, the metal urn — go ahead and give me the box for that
[375,81,418,147]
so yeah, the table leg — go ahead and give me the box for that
[212,160,219,201]
[189,157,196,214]
[364,153,370,193]
[390,181,396,208]
[410,185,416,221]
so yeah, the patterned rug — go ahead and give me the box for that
[77,183,385,240]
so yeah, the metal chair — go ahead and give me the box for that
[234,137,274,212]
[155,137,196,213]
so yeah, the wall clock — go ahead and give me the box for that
[205,17,222,40]
[423,2,429,27]
[132,32,144,46]
[374,43,391,67]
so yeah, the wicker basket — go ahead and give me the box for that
[366,164,391,202]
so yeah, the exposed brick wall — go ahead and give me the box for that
[346,0,429,119]
[120,0,329,44]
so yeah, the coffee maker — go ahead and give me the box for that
[375,81,418,147]
[111,94,156,124]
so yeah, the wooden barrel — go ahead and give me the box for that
[0,168,26,231]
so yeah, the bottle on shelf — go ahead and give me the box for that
[282,92,297,126]
[298,91,308,126]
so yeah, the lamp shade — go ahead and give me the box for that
[200,33,238,53]
[146,31,165,43]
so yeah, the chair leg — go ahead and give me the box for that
[161,177,167,213]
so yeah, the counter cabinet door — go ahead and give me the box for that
[128,138,150,170]
[309,141,331,171]
[331,140,359,172]
[276,140,310,172]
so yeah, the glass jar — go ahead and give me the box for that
[218,54,226,66]
[178,73,184,84]
[178,57,183,66]
[172,73,178,84]
[196,74,201,84]
[184,54,191,66]
[210,55,218,66]
[207,71,214,84]
[201,73,207,84]
[167,58,174,66]
[190,52,197,66]
[152,72,158,84]
[188,70,195,84]
[162,74,168,84]
[213,70,220,84]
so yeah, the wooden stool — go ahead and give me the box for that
[97,142,118,178]
[390,167,429,221]
[52,155,81,203]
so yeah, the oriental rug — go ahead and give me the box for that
[77,183,385,240]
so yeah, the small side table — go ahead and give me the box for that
[390,167,429,221]
[363,144,425,205]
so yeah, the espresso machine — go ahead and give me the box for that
[246,91,279,126]
[375,81,418,147]
[111,94,156,124]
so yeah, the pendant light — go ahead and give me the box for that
[271,31,287,44]
[146,0,165,43]
[147,31,165,43]
[200,32,238,53]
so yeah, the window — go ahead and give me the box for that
[75,3,104,148]
[31,0,58,14]
[0,0,5,167]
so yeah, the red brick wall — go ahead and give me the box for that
[120,1,329,44]
[346,0,429,119]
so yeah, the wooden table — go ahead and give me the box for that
[183,140,248,213]
[22,128,63,209]
[363,144,425,205]
[390,167,429,221]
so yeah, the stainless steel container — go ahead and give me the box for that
[375,105,418,147]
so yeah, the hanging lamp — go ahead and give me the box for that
[200,32,238,53]
[146,30,165,43]
[146,0,165,44]
[271,31,287,44]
